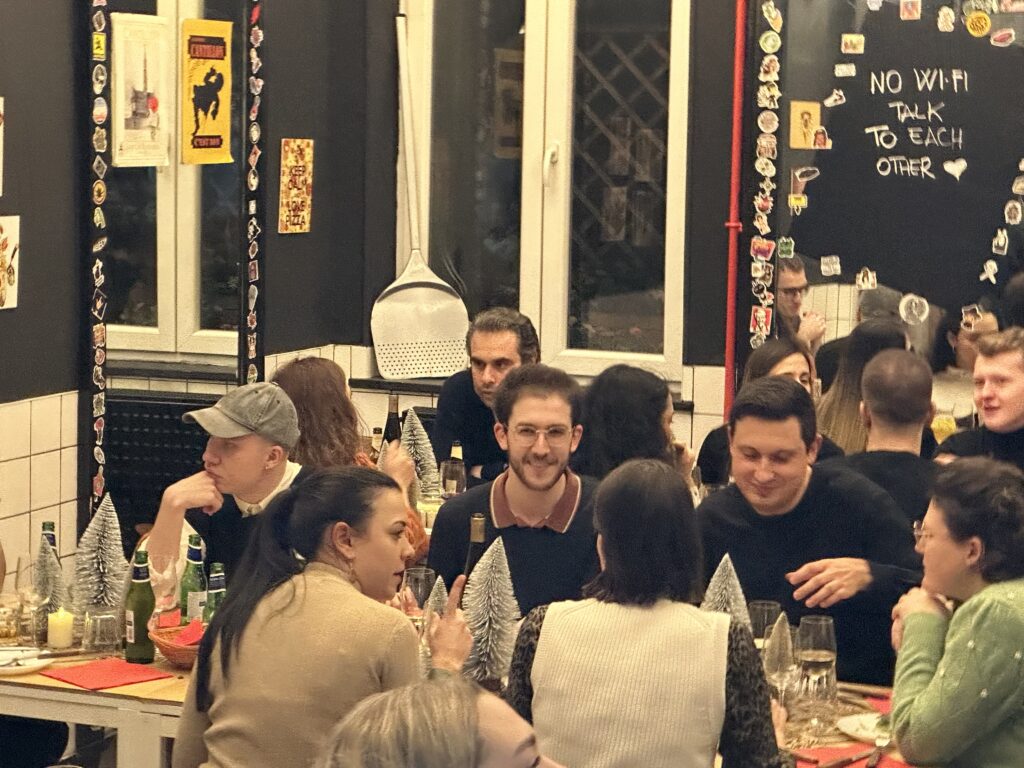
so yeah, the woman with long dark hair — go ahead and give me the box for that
[572,364,686,480]
[506,460,789,767]
[173,467,470,768]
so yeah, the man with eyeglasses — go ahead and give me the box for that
[428,364,599,615]
[777,254,826,355]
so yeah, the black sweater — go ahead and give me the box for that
[431,369,507,482]
[427,476,600,615]
[935,425,1024,469]
[699,463,920,685]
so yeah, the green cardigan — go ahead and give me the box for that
[892,577,1024,767]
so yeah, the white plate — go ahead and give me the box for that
[836,712,889,744]
[0,646,41,665]
[0,657,54,676]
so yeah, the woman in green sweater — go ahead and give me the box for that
[891,457,1024,767]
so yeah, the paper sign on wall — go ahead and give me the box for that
[0,216,21,310]
[111,13,171,167]
[278,138,314,234]
[181,19,233,164]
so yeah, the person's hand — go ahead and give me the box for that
[381,441,417,492]
[427,575,473,673]
[892,587,951,622]
[672,442,696,485]
[469,465,484,479]
[787,557,873,608]
[890,612,905,652]
[797,310,827,347]
[161,471,223,516]
[770,699,788,748]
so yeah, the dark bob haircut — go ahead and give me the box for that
[729,377,817,448]
[932,457,1024,583]
[583,459,704,606]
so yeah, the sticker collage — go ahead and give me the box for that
[747,0,1024,351]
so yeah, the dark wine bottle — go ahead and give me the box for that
[462,511,487,578]
[383,393,402,443]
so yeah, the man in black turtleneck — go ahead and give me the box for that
[935,328,1024,470]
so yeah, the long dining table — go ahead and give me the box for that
[0,656,188,768]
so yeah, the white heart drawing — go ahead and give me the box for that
[944,158,967,180]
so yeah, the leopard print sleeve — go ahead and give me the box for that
[504,604,548,724]
[720,620,796,768]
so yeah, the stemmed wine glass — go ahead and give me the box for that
[400,566,437,635]
[797,615,838,734]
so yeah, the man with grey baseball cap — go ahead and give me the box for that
[147,383,310,581]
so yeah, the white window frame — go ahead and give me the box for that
[108,0,238,359]
[403,0,689,382]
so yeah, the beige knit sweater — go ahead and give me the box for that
[173,562,419,768]
[531,599,730,768]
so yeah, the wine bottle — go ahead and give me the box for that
[179,534,208,625]
[369,427,384,461]
[203,563,226,623]
[462,511,488,578]
[124,550,156,664]
[41,521,57,553]
[383,394,402,443]
[441,441,467,498]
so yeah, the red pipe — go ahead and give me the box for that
[723,0,749,417]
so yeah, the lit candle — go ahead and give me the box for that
[47,608,74,650]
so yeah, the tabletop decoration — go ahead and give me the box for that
[462,539,519,684]
[40,657,174,691]
[426,575,448,617]
[700,553,752,630]
[400,407,440,499]
[74,494,129,617]
[35,535,69,615]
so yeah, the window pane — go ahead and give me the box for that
[429,1,525,315]
[106,167,158,327]
[570,0,670,353]
[198,0,245,332]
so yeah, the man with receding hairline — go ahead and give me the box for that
[821,349,937,521]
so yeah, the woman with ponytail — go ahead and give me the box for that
[890,457,1024,767]
[173,467,471,768]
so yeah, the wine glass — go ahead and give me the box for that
[147,552,182,628]
[762,613,798,703]
[748,600,782,649]
[796,615,838,734]
[15,556,49,646]
[400,566,437,634]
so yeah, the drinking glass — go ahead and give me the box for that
[748,600,782,648]
[15,556,49,646]
[796,615,838,734]
[82,607,122,654]
[401,566,437,635]
[762,614,799,704]
[0,594,20,647]
[148,552,182,627]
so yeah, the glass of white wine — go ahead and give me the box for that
[400,566,436,635]
[796,615,838,735]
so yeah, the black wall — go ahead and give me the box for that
[263,0,398,353]
[682,0,735,366]
[0,1,83,402]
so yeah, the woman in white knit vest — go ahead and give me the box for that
[506,459,791,768]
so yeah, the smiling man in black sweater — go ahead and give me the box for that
[699,378,920,685]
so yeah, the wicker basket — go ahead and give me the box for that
[149,626,201,669]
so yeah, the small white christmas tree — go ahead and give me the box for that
[462,539,520,683]
[375,438,389,471]
[700,553,752,630]
[401,408,440,497]
[75,494,129,611]
[35,534,69,614]
[426,575,448,617]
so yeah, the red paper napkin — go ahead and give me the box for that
[40,658,174,690]
[795,745,908,767]
[867,696,892,715]
[176,618,205,646]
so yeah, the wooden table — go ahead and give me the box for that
[0,656,188,768]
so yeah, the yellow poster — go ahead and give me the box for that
[278,138,314,234]
[181,19,232,164]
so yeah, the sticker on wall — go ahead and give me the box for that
[182,19,234,164]
[965,11,991,37]
[92,64,107,94]
[0,216,20,310]
[823,89,846,108]
[759,55,781,82]
[979,259,998,283]
[992,228,1009,256]
[759,30,782,54]
[92,127,108,153]
[991,28,1016,47]
[92,32,107,60]
[899,293,930,326]
[754,212,771,235]
[778,237,795,259]
[750,306,773,334]
[821,255,842,276]
[856,267,878,290]
[111,13,171,166]
[762,0,783,32]
[1006,200,1023,225]
[757,110,779,133]
[750,236,776,260]
[757,83,781,109]
[937,6,955,32]
[899,0,922,21]
[788,194,808,215]
[840,34,865,55]
[834,63,856,77]
[943,158,967,181]
[789,101,821,149]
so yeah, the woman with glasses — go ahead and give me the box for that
[506,460,791,768]
[890,457,1024,767]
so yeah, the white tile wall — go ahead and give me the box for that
[0,390,81,582]
[808,283,858,343]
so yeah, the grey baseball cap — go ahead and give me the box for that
[183,382,300,451]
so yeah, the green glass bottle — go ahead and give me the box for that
[179,534,208,625]
[41,521,57,552]
[124,550,156,664]
[203,563,226,624]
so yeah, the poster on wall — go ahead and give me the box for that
[278,138,314,234]
[111,13,171,167]
[181,19,233,164]
[0,97,4,196]
[0,216,20,310]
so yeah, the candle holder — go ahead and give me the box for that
[17,604,48,647]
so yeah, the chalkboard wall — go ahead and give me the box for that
[0,2,83,403]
